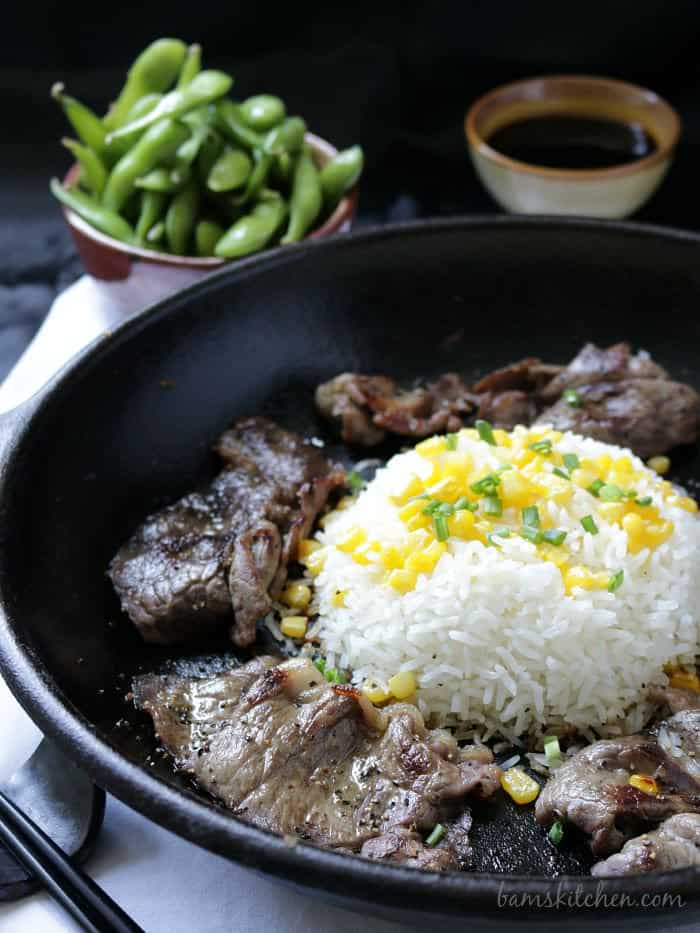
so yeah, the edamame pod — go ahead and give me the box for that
[320,145,364,209]
[50,178,134,243]
[230,150,273,205]
[135,190,167,244]
[196,130,225,185]
[51,84,107,156]
[104,39,187,129]
[263,116,306,155]
[239,95,286,131]
[105,94,164,155]
[165,177,200,253]
[215,193,287,258]
[107,71,233,143]
[215,99,264,151]
[195,219,224,256]
[146,220,166,244]
[177,44,202,88]
[103,118,190,211]
[281,151,322,244]
[207,147,252,191]
[61,138,108,197]
[134,167,190,193]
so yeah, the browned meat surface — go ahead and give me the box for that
[536,711,700,857]
[109,418,344,647]
[133,656,501,867]
[536,379,700,459]
[360,812,474,870]
[592,813,700,876]
[473,358,562,396]
[314,372,477,446]
[539,342,668,401]
[648,684,700,715]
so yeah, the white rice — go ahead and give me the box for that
[314,429,700,742]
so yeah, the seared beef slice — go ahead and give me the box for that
[133,657,501,867]
[109,418,344,647]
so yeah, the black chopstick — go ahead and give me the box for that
[0,790,143,933]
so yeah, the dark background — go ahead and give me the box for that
[3,1,700,381]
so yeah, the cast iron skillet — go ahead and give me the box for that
[0,218,699,931]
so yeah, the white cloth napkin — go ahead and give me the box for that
[0,275,408,933]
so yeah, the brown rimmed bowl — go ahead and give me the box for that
[465,75,681,218]
[60,132,359,282]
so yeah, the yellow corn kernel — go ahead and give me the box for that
[352,541,380,565]
[450,509,476,538]
[398,498,426,523]
[539,474,573,505]
[614,456,634,475]
[571,467,599,490]
[668,494,698,513]
[668,668,700,692]
[388,671,417,699]
[336,526,367,553]
[499,470,539,508]
[331,589,348,608]
[404,512,432,532]
[280,616,308,639]
[563,565,609,594]
[405,540,446,574]
[304,548,327,576]
[539,543,569,568]
[298,539,321,559]
[622,512,646,554]
[595,453,613,473]
[645,519,674,549]
[648,455,671,475]
[378,544,405,570]
[415,436,445,457]
[363,681,391,705]
[492,429,512,447]
[427,476,460,501]
[512,447,538,468]
[280,582,312,609]
[390,473,424,506]
[500,767,540,805]
[629,774,659,796]
[442,452,472,482]
[596,502,626,524]
[386,569,417,593]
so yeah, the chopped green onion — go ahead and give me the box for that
[522,506,540,527]
[542,528,567,546]
[445,433,458,451]
[520,525,543,544]
[622,489,638,500]
[346,471,365,493]
[608,569,624,593]
[434,513,450,542]
[581,515,599,535]
[635,496,653,506]
[470,474,500,495]
[313,657,326,674]
[476,419,496,445]
[544,735,562,764]
[562,453,580,472]
[563,389,581,408]
[587,479,605,497]
[437,501,455,516]
[455,496,478,512]
[552,467,570,481]
[425,823,446,847]
[422,500,442,515]
[529,439,553,455]
[599,483,624,502]
[548,821,565,845]
[324,667,347,684]
[483,495,503,517]
[488,529,510,547]
[496,463,514,473]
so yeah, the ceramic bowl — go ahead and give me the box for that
[60,132,359,283]
[465,75,681,218]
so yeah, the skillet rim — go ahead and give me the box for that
[1,215,700,919]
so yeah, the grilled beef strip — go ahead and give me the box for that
[592,813,700,877]
[133,656,502,868]
[109,418,344,647]
[535,710,700,857]
[648,684,700,716]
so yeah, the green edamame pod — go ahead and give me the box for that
[103,118,190,212]
[215,193,287,258]
[107,71,233,142]
[173,114,211,174]
[135,190,167,244]
[195,219,225,256]
[272,151,293,186]
[134,167,190,193]
[207,148,253,192]
[61,138,108,197]
[281,151,322,244]
[320,145,364,209]
[104,39,187,129]
[239,95,286,131]
[215,99,264,151]
[263,116,306,155]
[165,177,200,254]
[196,130,225,185]
[177,44,202,88]
[231,150,273,205]
[105,93,164,156]
[146,220,166,244]
[50,178,134,243]
[51,83,108,156]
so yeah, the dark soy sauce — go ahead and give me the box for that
[486,115,657,169]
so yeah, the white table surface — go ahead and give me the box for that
[0,276,689,933]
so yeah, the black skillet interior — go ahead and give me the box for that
[1,217,699,924]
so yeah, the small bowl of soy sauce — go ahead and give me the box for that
[465,75,681,217]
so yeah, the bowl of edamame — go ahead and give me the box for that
[50,38,363,281]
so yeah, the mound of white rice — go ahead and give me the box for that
[313,429,700,742]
